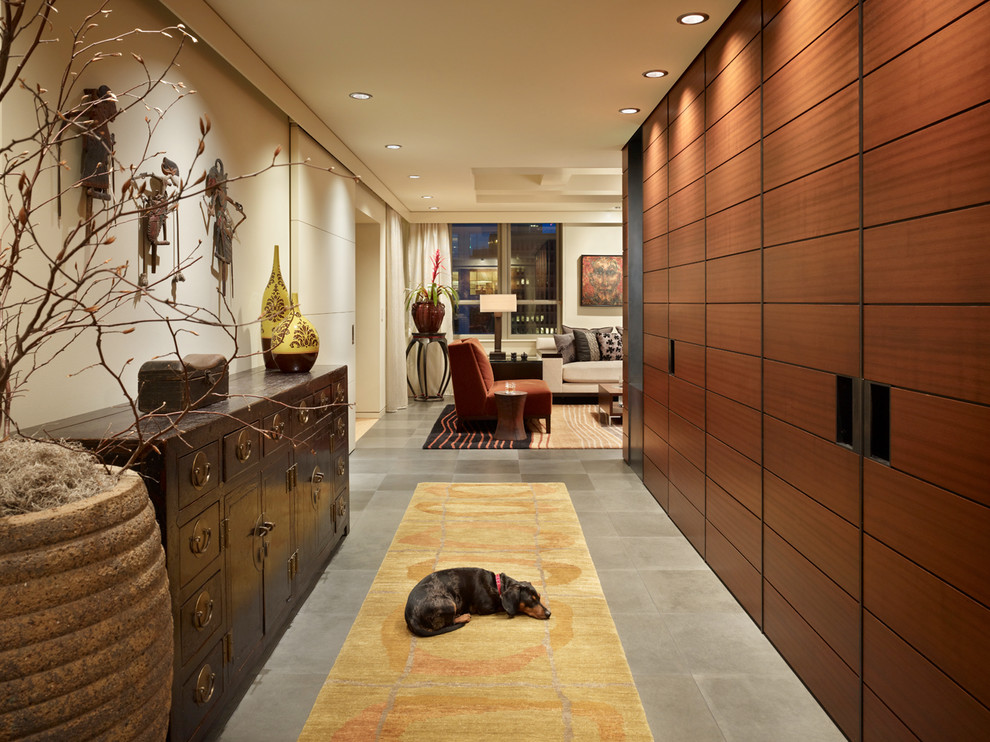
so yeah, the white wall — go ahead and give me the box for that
[560,223,623,331]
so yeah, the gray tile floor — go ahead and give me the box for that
[216,400,845,741]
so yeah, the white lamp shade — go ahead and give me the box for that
[480,293,517,312]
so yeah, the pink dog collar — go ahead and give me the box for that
[495,573,502,595]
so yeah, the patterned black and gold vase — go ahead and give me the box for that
[271,292,320,373]
[260,245,290,369]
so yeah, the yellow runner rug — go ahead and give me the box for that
[299,482,653,741]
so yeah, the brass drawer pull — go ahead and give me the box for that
[235,429,253,462]
[335,385,346,403]
[336,458,346,477]
[337,498,347,518]
[312,467,324,503]
[318,391,329,417]
[268,414,285,441]
[298,405,311,425]
[191,452,211,489]
[335,417,345,437]
[194,665,215,705]
[193,591,214,630]
[189,520,212,555]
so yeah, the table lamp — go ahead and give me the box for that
[480,293,516,361]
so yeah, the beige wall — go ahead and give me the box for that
[561,224,623,330]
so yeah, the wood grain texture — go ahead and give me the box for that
[668,55,707,128]
[765,583,863,741]
[669,137,705,196]
[670,410,705,471]
[706,196,761,259]
[763,9,859,134]
[707,250,761,303]
[707,143,761,215]
[643,165,668,211]
[864,204,990,304]
[863,0,983,74]
[669,447,706,517]
[642,98,668,151]
[669,220,706,267]
[864,2,990,150]
[669,90,706,158]
[890,388,990,507]
[643,302,668,338]
[707,348,762,410]
[865,306,990,405]
[763,0,859,80]
[706,36,762,129]
[669,375,706,430]
[644,455,669,511]
[863,687,919,742]
[706,0,762,83]
[673,340,705,389]
[643,234,668,273]
[643,124,667,180]
[706,434,762,516]
[707,391,762,463]
[762,359,837,441]
[668,178,706,232]
[644,417,669,477]
[669,483,706,555]
[669,262,706,304]
[764,415,861,525]
[765,471,860,597]
[643,199,668,241]
[765,528,860,670]
[707,304,761,355]
[707,89,761,173]
[864,459,990,607]
[864,536,990,707]
[669,302,705,345]
[764,232,860,304]
[763,303,859,376]
[707,477,762,568]
[706,520,762,622]
[643,268,668,304]
[764,159,859,247]
[763,83,859,191]
[864,612,990,741]
[644,365,669,407]
[643,332,669,371]
[864,104,990,226]
[644,392,669,443]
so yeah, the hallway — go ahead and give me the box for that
[218,400,844,741]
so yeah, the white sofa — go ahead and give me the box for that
[535,335,622,396]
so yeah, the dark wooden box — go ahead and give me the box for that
[138,354,229,413]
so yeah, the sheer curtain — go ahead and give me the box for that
[406,224,454,397]
[384,207,408,412]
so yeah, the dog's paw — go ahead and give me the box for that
[454,614,471,624]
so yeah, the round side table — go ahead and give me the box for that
[406,332,450,401]
[494,390,528,441]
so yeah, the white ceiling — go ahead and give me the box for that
[171,0,740,222]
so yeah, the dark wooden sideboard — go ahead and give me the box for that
[36,366,350,741]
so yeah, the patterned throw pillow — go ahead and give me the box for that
[572,328,601,362]
[554,333,576,364]
[597,329,622,360]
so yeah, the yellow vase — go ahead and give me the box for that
[271,293,320,373]
[260,245,290,368]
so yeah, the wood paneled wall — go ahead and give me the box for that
[623,0,990,739]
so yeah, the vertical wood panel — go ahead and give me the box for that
[644,166,668,210]
[706,521,762,622]
[763,0,859,79]
[707,37,762,128]
[674,341,705,389]
[669,376,705,430]
[706,197,761,259]
[706,434,762,516]
[707,478,762,568]
[862,0,981,73]
[669,303,705,345]
[643,269,668,304]
[707,250,761,303]
[669,262,706,303]
[707,304,761,355]
[670,448,706,516]
[763,359,837,440]
[669,137,705,195]
[706,0,763,85]
[643,234,668,273]
[669,220,706,266]
[668,92,705,156]
[707,348,762,410]
[764,159,860,246]
[764,304,859,376]
[643,301,668,336]
[669,411,705,471]
[707,391,762,462]
[707,89,761,172]
[764,232,860,303]
[668,178,706,232]
[706,143,761,215]
[644,456,669,511]
[669,484,706,554]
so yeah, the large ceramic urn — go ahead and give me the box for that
[411,301,445,334]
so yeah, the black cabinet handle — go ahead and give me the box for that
[865,382,891,464]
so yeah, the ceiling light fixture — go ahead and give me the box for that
[643,69,668,78]
[385,143,402,150]
[429,206,439,211]
[421,195,433,199]
[409,174,421,179]
[619,107,641,115]
[676,12,710,24]
[349,92,372,100]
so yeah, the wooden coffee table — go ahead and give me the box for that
[598,383,623,425]
[494,390,528,441]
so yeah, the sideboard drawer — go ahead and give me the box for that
[177,442,220,510]
[223,424,260,481]
[178,639,225,741]
[179,570,225,666]
[178,501,220,589]
[262,410,288,457]
[331,409,347,451]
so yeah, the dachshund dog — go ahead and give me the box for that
[404,568,551,637]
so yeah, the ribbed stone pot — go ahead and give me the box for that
[0,469,173,740]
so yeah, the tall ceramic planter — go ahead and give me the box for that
[0,469,173,740]
[271,292,320,373]
[260,245,290,369]
[411,301,445,334]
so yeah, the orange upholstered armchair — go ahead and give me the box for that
[447,337,552,433]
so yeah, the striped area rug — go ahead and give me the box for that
[422,404,622,449]
[298,482,653,741]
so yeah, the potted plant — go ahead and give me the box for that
[405,247,458,334]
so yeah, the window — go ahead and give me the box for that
[450,223,559,337]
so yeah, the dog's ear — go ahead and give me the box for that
[500,575,519,616]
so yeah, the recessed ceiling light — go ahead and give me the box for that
[429,206,439,211]
[349,92,372,100]
[619,107,641,115]
[409,174,421,179]
[421,195,433,199]
[677,12,709,25]
[385,144,402,150]
[643,69,668,78]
